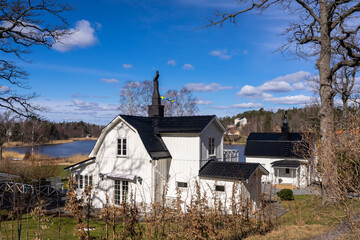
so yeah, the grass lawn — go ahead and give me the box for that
[58,165,71,190]
[0,215,109,240]
[1,195,358,239]
[246,195,360,240]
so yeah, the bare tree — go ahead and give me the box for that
[119,81,147,116]
[334,66,358,114]
[0,111,13,160]
[0,0,71,117]
[119,81,198,117]
[206,0,360,203]
[163,87,198,117]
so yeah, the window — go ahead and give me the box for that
[75,174,79,189]
[215,185,225,192]
[286,168,290,174]
[89,176,93,186]
[117,138,127,156]
[208,138,215,156]
[177,182,188,188]
[114,180,129,205]
[79,175,83,189]
[85,175,88,188]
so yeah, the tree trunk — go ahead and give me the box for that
[0,144,2,160]
[318,0,339,204]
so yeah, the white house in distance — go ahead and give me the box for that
[234,117,247,127]
[244,112,311,189]
[65,71,268,210]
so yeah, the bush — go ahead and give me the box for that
[277,189,294,200]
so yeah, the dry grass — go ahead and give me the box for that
[2,150,88,166]
[246,224,328,240]
[2,150,25,159]
[3,137,97,148]
[48,154,89,165]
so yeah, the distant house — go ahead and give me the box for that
[65,72,268,210]
[244,112,311,188]
[234,117,247,127]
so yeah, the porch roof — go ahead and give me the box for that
[271,160,301,168]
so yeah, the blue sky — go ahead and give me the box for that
[13,0,321,125]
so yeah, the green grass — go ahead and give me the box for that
[279,195,360,226]
[246,195,360,239]
[1,215,110,240]
[57,165,71,190]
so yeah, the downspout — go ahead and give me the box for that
[152,160,158,202]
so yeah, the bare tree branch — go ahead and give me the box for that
[0,0,71,117]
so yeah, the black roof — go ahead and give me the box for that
[64,157,95,170]
[244,132,306,158]
[199,161,268,180]
[120,115,217,159]
[120,115,171,159]
[271,160,301,168]
[158,115,216,133]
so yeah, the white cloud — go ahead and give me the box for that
[208,49,231,60]
[260,81,293,92]
[237,85,274,98]
[185,83,233,92]
[211,102,263,109]
[271,71,312,83]
[52,20,98,52]
[196,99,214,105]
[167,60,176,66]
[0,85,10,92]
[182,64,194,70]
[101,78,119,84]
[122,64,133,69]
[233,103,263,108]
[72,98,118,111]
[263,95,312,105]
[237,71,312,98]
[293,82,305,90]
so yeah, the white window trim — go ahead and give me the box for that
[208,137,215,157]
[215,185,225,193]
[114,180,129,205]
[176,181,188,189]
[117,138,127,157]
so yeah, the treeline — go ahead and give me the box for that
[6,119,103,143]
[220,106,322,137]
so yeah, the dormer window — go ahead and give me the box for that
[117,138,127,156]
[208,138,215,156]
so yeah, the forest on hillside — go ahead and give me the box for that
[1,117,103,144]
[219,105,353,138]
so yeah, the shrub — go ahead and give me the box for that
[277,189,294,200]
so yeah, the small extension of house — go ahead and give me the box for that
[65,71,269,210]
[244,111,316,189]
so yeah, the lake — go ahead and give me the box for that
[5,140,97,158]
[224,144,245,162]
[6,141,245,161]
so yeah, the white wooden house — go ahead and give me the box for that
[65,72,268,210]
[244,112,312,188]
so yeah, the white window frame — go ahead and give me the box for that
[117,138,127,157]
[215,185,225,192]
[176,181,188,188]
[208,137,215,156]
[79,175,83,189]
[114,180,129,205]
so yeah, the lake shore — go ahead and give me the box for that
[2,150,89,165]
[223,139,246,145]
[3,137,98,148]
